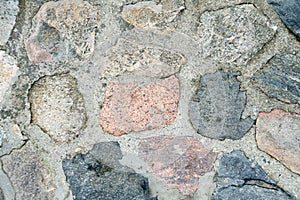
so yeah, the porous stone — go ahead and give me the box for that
[252,54,300,104]
[189,71,254,140]
[268,0,300,40]
[24,0,99,63]
[0,0,19,45]
[62,141,156,200]
[103,38,186,77]
[100,76,179,136]
[256,109,300,175]
[138,135,217,196]
[28,74,87,142]
[197,4,275,65]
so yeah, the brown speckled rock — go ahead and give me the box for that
[138,135,217,196]
[100,76,179,136]
[256,109,300,175]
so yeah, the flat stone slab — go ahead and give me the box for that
[103,38,186,77]
[138,135,217,196]
[100,76,179,136]
[252,54,300,104]
[189,71,254,140]
[62,141,156,200]
[197,4,275,65]
[256,109,300,175]
[28,73,87,142]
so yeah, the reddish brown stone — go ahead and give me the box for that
[100,76,179,136]
[256,109,300,175]
[138,135,217,196]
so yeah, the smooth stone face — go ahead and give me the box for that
[189,71,254,140]
[256,109,300,175]
[252,54,300,105]
[62,142,155,200]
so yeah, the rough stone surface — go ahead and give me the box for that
[189,71,254,140]
[0,188,4,200]
[138,135,217,196]
[62,141,155,200]
[24,0,99,64]
[268,0,300,40]
[100,76,179,136]
[197,4,275,65]
[252,54,300,105]
[0,0,19,46]
[212,150,295,200]
[256,109,300,175]
[28,74,87,142]
[103,38,186,77]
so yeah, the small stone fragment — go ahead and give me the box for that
[138,135,217,196]
[100,76,179,136]
[28,74,86,142]
[268,0,300,40]
[62,141,155,200]
[252,54,300,104]
[103,39,186,77]
[197,4,275,65]
[256,109,300,175]
[189,71,254,140]
[0,0,19,45]
[24,0,99,63]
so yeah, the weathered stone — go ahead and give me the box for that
[252,54,300,104]
[268,0,300,40]
[28,74,86,142]
[189,71,254,140]
[138,135,217,196]
[24,0,99,63]
[100,76,179,136]
[197,4,275,65]
[0,188,4,200]
[256,109,300,175]
[0,0,19,45]
[62,141,156,200]
[212,150,295,200]
[103,38,186,77]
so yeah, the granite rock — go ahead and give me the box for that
[189,71,254,140]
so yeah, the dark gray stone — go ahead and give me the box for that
[189,71,254,140]
[252,54,300,104]
[268,0,300,40]
[62,142,156,200]
[0,188,4,200]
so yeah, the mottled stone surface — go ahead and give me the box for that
[28,74,86,142]
[103,39,186,77]
[100,76,179,136]
[252,54,300,104]
[0,0,19,45]
[24,0,99,63]
[212,150,295,200]
[197,4,275,65]
[256,109,300,175]
[268,0,300,40]
[138,135,217,196]
[62,141,155,200]
[189,71,254,140]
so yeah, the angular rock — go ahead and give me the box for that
[100,76,179,136]
[212,150,295,200]
[0,0,19,45]
[268,0,300,40]
[256,109,300,175]
[103,38,186,77]
[24,0,99,63]
[28,74,87,142]
[138,135,217,196]
[197,4,275,65]
[252,54,300,104]
[189,71,254,140]
[62,141,155,200]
